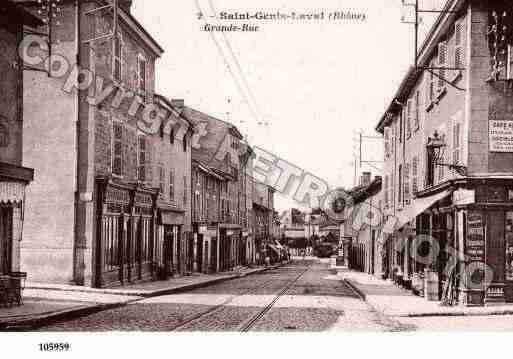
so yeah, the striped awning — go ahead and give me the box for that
[0,181,25,204]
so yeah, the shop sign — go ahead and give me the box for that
[466,211,485,263]
[506,212,513,281]
[453,189,475,205]
[490,120,513,152]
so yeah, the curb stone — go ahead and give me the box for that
[0,264,282,330]
[343,278,513,318]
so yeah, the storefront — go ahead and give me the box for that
[449,180,513,305]
[195,225,218,273]
[219,225,241,271]
[0,163,33,305]
[94,178,158,287]
[387,178,513,306]
[157,206,184,279]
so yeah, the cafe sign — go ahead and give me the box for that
[490,120,513,152]
[453,189,475,205]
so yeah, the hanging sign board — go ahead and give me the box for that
[490,120,513,152]
[453,189,475,205]
[466,211,485,263]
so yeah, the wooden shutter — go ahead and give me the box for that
[138,135,146,182]
[384,175,389,207]
[406,99,412,139]
[454,22,465,70]
[414,91,420,131]
[404,163,410,203]
[412,157,418,194]
[112,122,123,177]
[384,127,390,158]
[170,169,175,201]
[438,41,448,89]
[453,123,461,166]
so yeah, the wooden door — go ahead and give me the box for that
[0,206,13,275]
[487,211,505,284]
[197,234,203,272]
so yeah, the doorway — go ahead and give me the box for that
[0,205,13,275]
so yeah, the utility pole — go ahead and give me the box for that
[401,0,465,91]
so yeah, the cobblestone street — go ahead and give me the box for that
[37,259,402,332]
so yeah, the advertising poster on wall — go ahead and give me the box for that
[466,211,485,263]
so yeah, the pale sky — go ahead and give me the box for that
[132,0,446,211]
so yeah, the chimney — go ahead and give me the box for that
[118,0,133,13]
[360,172,371,186]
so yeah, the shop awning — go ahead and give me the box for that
[384,189,451,233]
[0,182,26,204]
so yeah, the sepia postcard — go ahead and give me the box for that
[0,0,512,357]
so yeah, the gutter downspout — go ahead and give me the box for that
[73,0,81,285]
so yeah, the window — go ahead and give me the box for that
[426,147,435,187]
[437,41,448,91]
[384,175,389,207]
[454,21,465,77]
[159,165,165,195]
[137,54,147,95]
[170,127,175,145]
[404,163,410,203]
[426,66,435,105]
[112,121,123,177]
[398,165,403,205]
[183,134,187,152]
[453,122,461,167]
[183,175,187,206]
[138,135,149,182]
[438,136,446,182]
[113,33,123,82]
[399,111,403,143]
[412,157,419,194]
[414,91,420,131]
[169,170,175,201]
[406,99,412,139]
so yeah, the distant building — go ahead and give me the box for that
[185,107,252,271]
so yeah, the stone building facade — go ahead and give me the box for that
[185,107,254,272]
[376,0,513,305]
[0,1,40,289]
[15,0,199,287]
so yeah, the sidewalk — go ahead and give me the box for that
[0,264,279,330]
[339,268,513,317]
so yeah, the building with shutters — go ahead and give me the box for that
[0,1,41,300]
[341,174,382,274]
[14,0,198,287]
[185,107,255,272]
[251,179,276,263]
[376,0,513,305]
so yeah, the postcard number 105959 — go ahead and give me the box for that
[38,343,70,352]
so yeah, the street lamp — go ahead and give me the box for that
[426,130,467,176]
